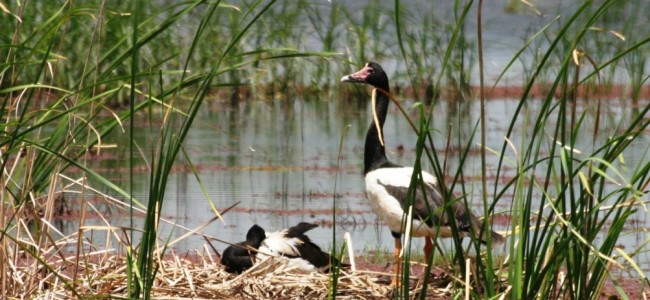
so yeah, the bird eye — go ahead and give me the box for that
[368,69,374,74]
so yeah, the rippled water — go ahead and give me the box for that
[56,93,649,273]
[49,0,649,273]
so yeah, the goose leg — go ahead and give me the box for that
[390,237,402,287]
[424,237,433,264]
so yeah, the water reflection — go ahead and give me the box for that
[65,94,649,271]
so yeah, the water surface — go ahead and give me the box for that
[64,93,649,274]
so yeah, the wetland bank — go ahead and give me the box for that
[1,0,649,298]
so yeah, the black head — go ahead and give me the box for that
[245,224,266,248]
[340,62,389,90]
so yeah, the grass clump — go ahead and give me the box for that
[392,0,650,299]
[0,0,648,299]
[0,0,335,298]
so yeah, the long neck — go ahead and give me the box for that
[364,85,390,174]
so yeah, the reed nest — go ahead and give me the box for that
[14,249,462,299]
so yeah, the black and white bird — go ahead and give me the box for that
[341,62,504,286]
[221,222,337,274]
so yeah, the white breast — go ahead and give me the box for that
[365,167,441,237]
[253,231,318,273]
[249,229,317,273]
[257,230,301,257]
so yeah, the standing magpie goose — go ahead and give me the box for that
[341,62,504,286]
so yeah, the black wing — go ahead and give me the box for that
[285,222,318,238]
[285,222,339,271]
[378,179,476,233]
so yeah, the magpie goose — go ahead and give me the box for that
[221,222,336,274]
[341,62,504,286]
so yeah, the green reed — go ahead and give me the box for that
[389,0,650,299]
[0,0,337,298]
[496,1,649,299]
[2,0,648,298]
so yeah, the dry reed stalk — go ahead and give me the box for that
[1,177,465,299]
[8,241,471,299]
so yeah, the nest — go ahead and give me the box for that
[214,258,390,299]
[22,250,461,299]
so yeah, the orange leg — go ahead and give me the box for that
[424,237,433,264]
[390,237,402,287]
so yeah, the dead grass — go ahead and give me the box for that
[7,248,471,299]
[1,152,646,299]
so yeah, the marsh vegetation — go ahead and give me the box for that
[1,0,649,298]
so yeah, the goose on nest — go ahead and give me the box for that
[221,222,337,274]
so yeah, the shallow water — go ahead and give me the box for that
[49,0,650,274]
[55,93,650,274]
